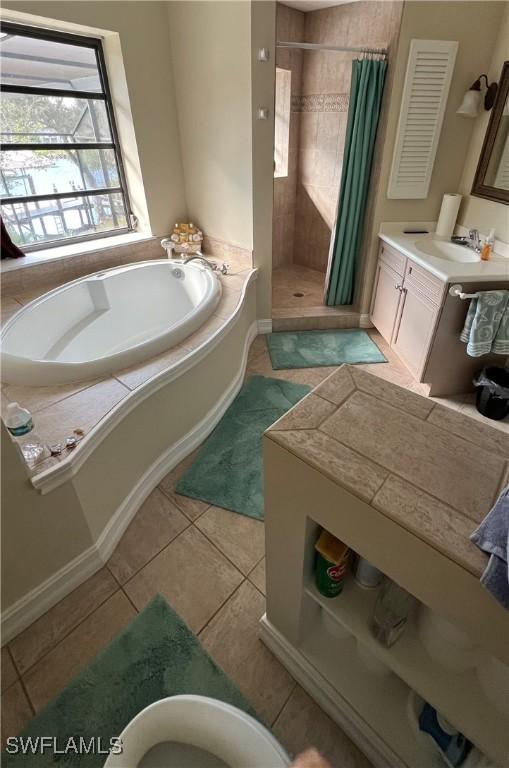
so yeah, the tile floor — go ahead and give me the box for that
[272,264,327,310]
[1,330,507,764]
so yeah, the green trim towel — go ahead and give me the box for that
[460,290,509,357]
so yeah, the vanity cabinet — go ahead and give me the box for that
[370,242,444,380]
[369,234,508,396]
[392,262,444,378]
[370,260,402,344]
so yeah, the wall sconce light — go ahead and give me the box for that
[456,74,498,117]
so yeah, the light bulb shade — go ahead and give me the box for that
[456,89,482,117]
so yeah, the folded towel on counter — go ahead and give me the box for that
[470,485,509,610]
[460,290,509,357]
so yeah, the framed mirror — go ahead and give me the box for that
[472,60,509,205]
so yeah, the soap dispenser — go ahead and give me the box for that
[480,228,495,261]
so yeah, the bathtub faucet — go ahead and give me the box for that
[183,254,229,275]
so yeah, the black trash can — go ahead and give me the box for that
[474,367,509,421]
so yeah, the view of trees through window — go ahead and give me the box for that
[0,24,132,250]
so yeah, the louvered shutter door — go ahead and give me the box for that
[388,39,458,199]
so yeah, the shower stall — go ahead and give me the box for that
[271,1,401,326]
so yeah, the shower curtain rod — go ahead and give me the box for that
[276,41,387,55]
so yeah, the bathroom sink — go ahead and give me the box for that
[414,240,480,263]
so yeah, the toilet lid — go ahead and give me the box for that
[103,695,290,768]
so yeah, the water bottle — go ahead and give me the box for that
[5,402,44,465]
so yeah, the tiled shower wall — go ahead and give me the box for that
[272,4,304,269]
[273,1,402,278]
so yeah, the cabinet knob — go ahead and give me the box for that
[395,283,402,291]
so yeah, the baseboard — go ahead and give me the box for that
[257,318,272,334]
[96,320,259,563]
[359,314,373,329]
[260,615,402,768]
[1,545,102,644]
[1,322,259,643]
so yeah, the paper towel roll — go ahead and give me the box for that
[436,193,462,238]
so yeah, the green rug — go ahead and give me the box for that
[266,329,386,369]
[175,375,310,520]
[4,596,256,768]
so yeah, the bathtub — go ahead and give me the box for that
[1,260,222,386]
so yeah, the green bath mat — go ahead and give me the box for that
[4,596,256,768]
[175,375,310,520]
[266,329,386,369]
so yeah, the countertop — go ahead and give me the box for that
[379,222,509,283]
[266,365,509,577]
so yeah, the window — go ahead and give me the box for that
[274,67,291,179]
[0,23,133,251]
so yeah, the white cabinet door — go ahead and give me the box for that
[370,260,403,345]
[393,283,440,379]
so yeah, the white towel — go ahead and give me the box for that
[460,290,509,357]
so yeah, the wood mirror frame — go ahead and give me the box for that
[471,60,509,205]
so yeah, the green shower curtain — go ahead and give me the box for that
[326,57,387,306]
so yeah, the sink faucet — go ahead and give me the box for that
[451,229,482,253]
[183,253,229,274]
[468,229,482,253]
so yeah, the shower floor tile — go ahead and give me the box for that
[272,264,327,309]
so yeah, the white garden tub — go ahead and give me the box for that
[1,260,221,386]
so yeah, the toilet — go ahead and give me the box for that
[104,695,290,768]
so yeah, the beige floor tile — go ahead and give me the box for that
[273,686,372,767]
[9,568,118,675]
[1,682,33,748]
[195,506,265,575]
[247,335,269,362]
[23,591,136,712]
[124,526,243,633]
[287,366,340,388]
[200,581,295,726]
[248,558,266,596]
[459,394,509,433]
[1,647,18,692]
[246,344,334,389]
[159,451,211,521]
[273,265,326,310]
[32,378,130,448]
[108,488,189,584]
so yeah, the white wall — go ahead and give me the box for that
[251,1,276,320]
[2,1,187,237]
[167,1,254,250]
[1,425,93,611]
[458,3,509,242]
